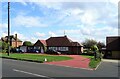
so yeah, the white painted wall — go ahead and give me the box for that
[20,46,27,52]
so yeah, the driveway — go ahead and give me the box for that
[45,55,91,69]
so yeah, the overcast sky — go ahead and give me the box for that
[0,0,119,44]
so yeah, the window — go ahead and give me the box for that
[49,47,68,51]
[49,47,52,50]
[65,47,68,51]
[34,47,36,49]
[58,47,68,51]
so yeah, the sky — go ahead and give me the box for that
[0,0,119,44]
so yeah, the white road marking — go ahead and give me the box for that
[13,69,54,79]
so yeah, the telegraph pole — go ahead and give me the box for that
[8,2,10,56]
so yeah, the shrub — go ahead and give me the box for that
[83,49,94,56]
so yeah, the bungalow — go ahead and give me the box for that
[105,36,120,59]
[19,40,47,53]
[34,40,47,53]
[46,36,83,55]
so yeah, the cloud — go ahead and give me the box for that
[57,25,118,43]
[12,31,38,43]
[0,23,8,37]
[30,37,38,43]
[48,31,57,37]
[35,32,46,37]
[0,23,8,29]
[1,1,118,44]
[12,31,27,41]
[12,15,48,27]
[1,32,7,37]
[20,0,28,6]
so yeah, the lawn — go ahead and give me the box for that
[81,54,101,68]
[89,58,101,68]
[80,54,94,59]
[0,53,73,63]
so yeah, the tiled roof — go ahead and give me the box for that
[46,36,82,46]
[71,42,83,46]
[39,40,47,46]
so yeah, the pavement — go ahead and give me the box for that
[45,55,91,69]
[102,59,119,63]
[1,58,119,78]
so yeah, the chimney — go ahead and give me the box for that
[15,34,17,47]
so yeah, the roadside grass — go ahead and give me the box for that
[89,58,101,68]
[0,53,73,63]
[81,54,101,68]
[80,54,94,59]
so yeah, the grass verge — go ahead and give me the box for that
[81,54,101,68]
[0,53,73,63]
[89,58,101,68]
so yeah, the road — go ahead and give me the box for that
[1,58,119,79]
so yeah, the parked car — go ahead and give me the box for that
[10,48,23,53]
[33,49,40,53]
[27,49,40,53]
[45,49,61,55]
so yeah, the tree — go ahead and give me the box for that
[2,42,9,53]
[97,42,105,49]
[91,45,99,60]
[91,45,99,51]
[23,41,33,46]
[82,39,97,48]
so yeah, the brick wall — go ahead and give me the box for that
[12,41,22,47]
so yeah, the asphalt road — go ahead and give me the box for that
[1,58,119,79]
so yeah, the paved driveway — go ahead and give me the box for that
[45,55,91,69]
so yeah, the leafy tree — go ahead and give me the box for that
[2,42,9,53]
[91,45,99,51]
[23,41,33,46]
[91,45,99,60]
[97,42,105,49]
[0,41,2,47]
[82,39,97,48]
[91,45,102,60]
[0,41,2,52]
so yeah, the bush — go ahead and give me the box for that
[2,50,6,53]
[83,49,94,56]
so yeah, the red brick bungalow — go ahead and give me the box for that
[46,36,83,55]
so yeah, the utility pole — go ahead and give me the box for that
[8,2,10,56]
